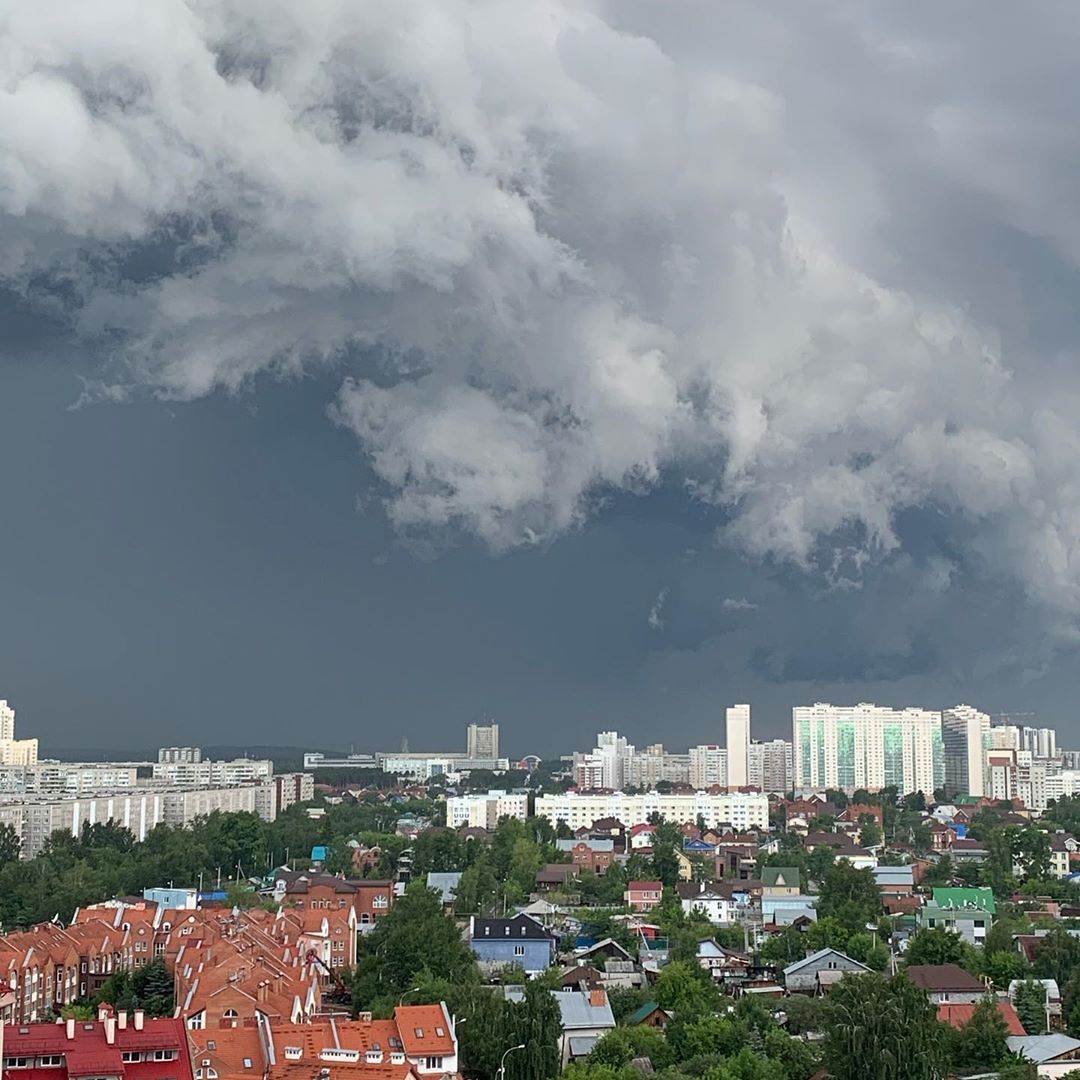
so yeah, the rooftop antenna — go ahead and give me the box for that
[401,735,409,753]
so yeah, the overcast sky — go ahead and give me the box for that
[3,1,1080,755]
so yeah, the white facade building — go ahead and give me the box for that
[748,740,792,795]
[534,790,769,831]
[445,790,529,829]
[725,705,750,790]
[466,723,500,760]
[0,700,38,766]
[1022,726,1058,760]
[152,757,274,786]
[624,745,691,788]
[943,705,991,798]
[689,745,727,789]
[792,702,944,796]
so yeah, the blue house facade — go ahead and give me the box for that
[470,914,556,974]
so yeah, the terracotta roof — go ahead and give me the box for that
[937,1001,1025,1035]
[395,1003,456,1056]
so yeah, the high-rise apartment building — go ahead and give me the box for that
[792,702,943,796]
[467,722,500,760]
[0,699,38,766]
[748,739,792,795]
[625,745,691,788]
[0,701,13,742]
[1021,726,1057,760]
[689,745,727,789]
[725,704,750,789]
[942,705,991,798]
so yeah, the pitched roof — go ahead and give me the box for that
[782,949,869,977]
[761,867,801,888]
[552,988,616,1030]
[471,914,553,941]
[1006,1033,1080,1064]
[930,887,996,913]
[904,964,986,993]
[937,1002,1025,1036]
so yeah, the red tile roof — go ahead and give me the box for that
[937,1001,1025,1035]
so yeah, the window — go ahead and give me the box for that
[223,1010,238,1021]
[425,1058,443,1070]
[39,1057,63,1067]
[435,1028,445,1038]
[243,1060,252,1070]
[122,1054,141,1064]
[414,1028,424,1038]
[373,895,388,909]
[207,1043,216,1052]
[153,1050,178,1061]
[514,946,525,956]
[6,1059,30,1069]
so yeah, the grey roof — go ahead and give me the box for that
[1006,1034,1080,1063]
[426,872,462,904]
[552,989,616,1030]
[872,866,914,886]
[568,1036,600,1058]
[783,948,869,977]
[557,838,614,853]
[773,905,818,926]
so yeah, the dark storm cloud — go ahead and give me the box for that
[3,1,1080,749]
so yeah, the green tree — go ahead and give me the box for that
[504,980,561,1080]
[132,959,174,1017]
[949,995,1009,1073]
[824,972,948,1080]
[1034,926,1080,988]
[858,814,882,849]
[1014,978,1048,1035]
[903,927,972,969]
[352,881,478,1012]
[816,862,881,932]
[0,823,20,866]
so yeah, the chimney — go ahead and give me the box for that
[104,1015,116,1046]
[589,990,607,1008]
[66,1018,76,1040]
[118,1011,128,1030]
[134,1009,145,1031]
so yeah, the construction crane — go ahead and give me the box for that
[305,949,349,999]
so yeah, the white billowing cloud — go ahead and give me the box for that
[4,0,1080,631]
[722,597,757,612]
[648,588,668,631]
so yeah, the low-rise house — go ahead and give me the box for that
[782,949,870,994]
[469,914,556,974]
[919,887,995,944]
[761,867,802,897]
[624,881,664,912]
[552,988,616,1067]
[535,863,580,892]
[202,1003,458,1080]
[872,866,914,898]
[1006,1033,1080,1076]
[556,838,615,875]
[0,1008,191,1080]
[905,964,987,1004]
[695,939,751,984]
[938,1000,1025,1035]
[1050,834,1080,879]
[677,881,745,925]
[625,1002,673,1029]
[948,837,988,864]
[426,872,463,908]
